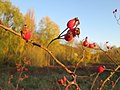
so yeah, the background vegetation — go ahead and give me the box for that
[0,0,119,67]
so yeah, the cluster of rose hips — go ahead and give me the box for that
[64,17,80,41]
[23,17,80,42]
[16,63,29,79]
[57,76,67,86]
[83,37,112,50]
[83,37,96,48]
[47,17,81,47]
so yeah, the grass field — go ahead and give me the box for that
[0,64,120,90]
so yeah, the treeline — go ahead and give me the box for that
[0,0,120,67]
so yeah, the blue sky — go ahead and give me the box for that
[10,0,120,47]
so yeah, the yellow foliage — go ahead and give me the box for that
[16,39,25,55]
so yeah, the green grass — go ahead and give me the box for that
[0,65,120,90]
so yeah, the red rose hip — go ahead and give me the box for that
[97,66,105,73]
[67,17,80,29]
[21,25,31,41]
[64,30,73,41]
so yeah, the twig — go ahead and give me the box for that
[65,82,80,90]
[47,27,68,48]
[105,69,120,73]
[77,73,96,79]
[94,47,119,66]
[100,48,119,66]
[40,45,72,74]
[65,75,81,90]
[90,73,100,90]
[114,13,120,25]
[0,24,21,37]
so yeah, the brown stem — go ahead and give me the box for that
[64,75,81,90]
[0,24,73,75]
[47,27,68,48]
[99,65,120,90]
[0,24,21,37]
[90,73,100,90]
[40,45,72,74]
[65,81,81,90]
[77,73,96,79]
[105,69,120,73]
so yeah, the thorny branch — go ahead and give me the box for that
[0,24,81,90]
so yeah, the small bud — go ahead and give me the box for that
[19,78,23,81]
[8,79,11,85]
[21,87,25,90]
[16,64,21,67]
[63,76,67,82]
[25,75,29,79]
[85,37,88,40]
[23,68,28,71]
[57,79,64,84]
[115,9,117,12]
[18,71,20,74]
[27,60,31,65]
[17,68,21,72]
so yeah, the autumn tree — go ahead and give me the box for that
[33,16,61,66]
[38,16,60,45]
[0,0,24,65]
[24,8,36,32]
